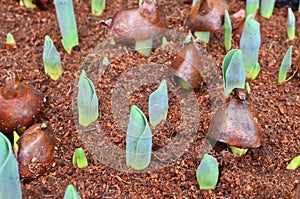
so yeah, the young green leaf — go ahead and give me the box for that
[184,34,192,44]
[6,33,16,46]
[161,37,168,50]
[196,154,219,190]
[224,10,232,51]
[126,105,152,170]
[0,132,22,199]
[43,35,62,80]
[240,17,261,79]
[252,62,261,80]
[246,0,259,16]
[64,184,81,199]
[72,148,88,168]
[228,145,248,158]
[54,0,79,54]
[149,80,168,127]
[194,31,210,43]
[245,82,251,94]
[286,155,300,170]
[102,57,110,66]
[287,7,295,40]
[20,0,37,8]
[92,0,105,16]
[222,49,246,96]
[135,38,153,56]
[278,45,293,84]
[77,70,99,126]
[13,131,20,152]
[260,0,275,18]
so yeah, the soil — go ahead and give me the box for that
[0,0,299,198]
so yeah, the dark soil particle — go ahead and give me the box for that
[0,0,299,198]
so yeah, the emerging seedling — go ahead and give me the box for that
[43,35,62,80]
[286,155,300,170]
[196,154,219,190]
[148,80,168,127]
[240,16,261,80]
[13,131,20,152]
[92,0,105,16]
[72,148,88,168]
[228,145,248,158]
[224,10,232,51]
[126,105,152,170]
[102,57,110,66]
[246,0,259,16]
[260,0,275,18]
[54,0,79,54]
[20,0,37,8]
[161,37,169,50]
[222,49,246,96]
[77,70,99,127]
[64,184,81,199]
[0,132,22,199]
[6,33,17,50]
[287,7,295,40]
[278,45,293,84]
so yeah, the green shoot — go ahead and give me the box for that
[287,8,295,40]
[246,0,259,16]
[6,33,16,49]
[0,132,22,199]
[161,37,168,50]
[245,82,251,93]
[20,0,37,8]
[126,105,152,170]
[224,10,232,51]
[102,57,110,66]
[149,80,168,127]
[64,184,81,199]
[13,131,20,152]
[278,45,293,84]
[194,31,210,43]
[54,0,79,54]
[92,0,105,16]
[43,35,62,80]
[196,154,219,190]
[222,49,246,96]
[135,38,152,56]
[240,17,261,79]
[260,0,275,18]
[228,145,248,158]
[110,38,116,45]
[72,148,88,168]
[77,70,99,126]
[184,35,192,44]
[286,155,300,170]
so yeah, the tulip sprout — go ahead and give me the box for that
[224,10,232,51]
[228,145,248,158]
[54,0,79,54]
[64,184,81,199]
[222,49,246,96]
[0,132,22,199]
[194,31,210,43]
[287,8,295,40]
[260,0,275,18]
[43,35,62,80]
[13,131,20,152]
[240,16,261,80]
[72,148,88,168]
[102,57,110,66]
[92,0,105,16]
[286,155,300,170]
[77,70,99,127]
[126,105,152,170]
[278,45,293,84]
[20,0,37,8]
[161,36,169,50]
[196,154,219,190]
[135,39,153,57]
[6,33,16,49]
[246,0,259,16]
[148,80,168,126]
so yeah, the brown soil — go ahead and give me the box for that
[1,0,299,198]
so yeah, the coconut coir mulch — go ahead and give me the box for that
[0,0,299,198]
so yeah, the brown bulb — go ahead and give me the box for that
[0,73,43,133]
[105,0,166,41]
[171,42,203,89]
[35,0,53,10]
[186,0,228,32]
[207,96,262,148]
[17,123,55,178]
